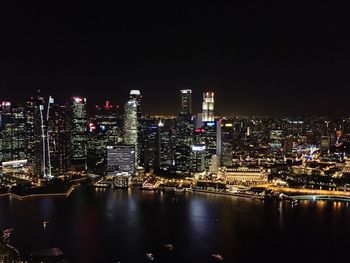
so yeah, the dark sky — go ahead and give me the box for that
[0,1,349,116]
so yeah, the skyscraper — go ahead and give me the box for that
[87,101,121,175]
[158,119,175,171]
[129,90,142,165]
[69,97,87,171]
[124,99,138,166]
[24,97,36,167]
[180,89,192,115]
[0,102,26,162]
[48,102,70,176]
[202,92,214,122]
[141,121,159,169]
[107,144,135,176]
[174,90,193,173]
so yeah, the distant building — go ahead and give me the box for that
[129,90,142,165]
[220,120,234,166]
[202,92,214,122]
[202,121,220,169]
[141,122,159,169]
[180,89,192,115]
[191,144,206,172]
[107,144,135,176]
[174,90,193,172]
[158,119,174,171]
[0,102,26,162]
[223,167,268,186]
[48,103,70,176]
[269,129,283,149]
[69,97,87,171]
[123,99,138,165]
[88,101,121,174]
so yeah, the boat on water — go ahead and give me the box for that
[164,243,175,251]
[146,252,155,261]
[212,253,224,261]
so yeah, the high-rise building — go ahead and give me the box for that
[180,89,192,115]
[202,121,220,169]
[0,102,26,162]
[88,101,121,175]
[202,92,214,122]
[191,144,206,172]
[48,103,70,176]
[158,119,175,171]
[174,90,193,172]
[24,97,36,167]
[129,90,142,165]
[69,97,87,171]
[220,120,234,166]
[124,99,138,165]
[141,123,159,169]
[269,130,283,149]
[107,144,135,176]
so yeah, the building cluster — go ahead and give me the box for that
[1,90,350,185]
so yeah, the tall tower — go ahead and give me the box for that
[174,90,193,172]
[180,89,192,115]
[69,97,87,172]
[123,99,138,165]
[202,92,214,122]
[129,90,142,165]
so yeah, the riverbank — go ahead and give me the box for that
[0,183,80,200]
[192,188,264,200]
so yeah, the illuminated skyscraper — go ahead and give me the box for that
[48,103,70,176]
[24,97,36,166]
[158,119,175,171]
[141,122,159,169]
[129,90,142,165]
[107,144,135,176]
[180,89,192,115]
[88,101,121,175]
[69,97,87,171]
[220,120,234,166]
[174,90,193,173]
[202,92,214,122]
[0,102,26,162]
[124,99,138,165]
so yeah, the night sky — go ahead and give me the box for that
[0,1,349,116]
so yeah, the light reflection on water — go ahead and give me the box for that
[0,187,350,262]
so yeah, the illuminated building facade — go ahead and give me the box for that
[174,90,193,172]
[48,103,70,176]
[158,119,175,171]
[88,101,121,174]
[202,121,220,169]
[69,97,87,171]
[0,102,26,162]
[129,90,142,165]
[220,120,234,166]
[123,99,138,165]
[107,144,135,176]
[269,129,283,149]
[223,167,268,186]
[141,122,159,169]
[202,92,214,122]
[180,89,192,115]
[191,144,206,172]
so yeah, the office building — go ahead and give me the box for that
[69,97,87,171]
[107,144,135,176]
[202,92,214,122]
